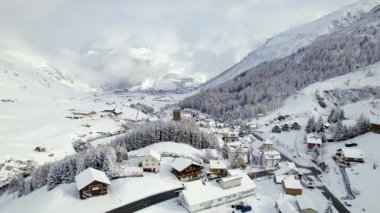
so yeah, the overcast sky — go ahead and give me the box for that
[0,0,358,87]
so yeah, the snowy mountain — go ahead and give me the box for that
[181,4,380,121]
[130,73,203,93]
[0,51,93,98]
[201,0,380,89]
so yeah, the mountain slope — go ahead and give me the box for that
[0,51,93,98]
[180,5,380,121]
[201,0,380,89]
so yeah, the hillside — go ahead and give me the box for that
[180,5,380,121]
[201,0,380,89]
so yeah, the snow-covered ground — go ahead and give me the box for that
[138,178,329,213]
[251,62,380,213]
[0,163,182,213]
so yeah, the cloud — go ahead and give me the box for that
[0,0,358,87]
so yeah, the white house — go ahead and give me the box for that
[262,150,281,167]
[250,140,281,168]
[178,169,257,212]
[141,149,161,172]
[274,162,300,184]
[296,195,319,213]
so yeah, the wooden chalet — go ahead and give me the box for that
[75,168,111,199]
[171,158,203,181]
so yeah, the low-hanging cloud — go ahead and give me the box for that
[0,0,358,87]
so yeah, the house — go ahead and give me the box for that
[337,147,365,163]
[296,195,318,213]
[178,169,257,212]
[250,140,280,168]
[260,140,274,151]
[274,162,300,184]
[282,175,302,195]
[171,158,203,181]
[262,150,281,167]
[75,168,111,199]
[227,142,249,163]
[141,149,161,172]
[209,160,228,177]
[306,134,322,150]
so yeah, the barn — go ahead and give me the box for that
[75,168,111,199]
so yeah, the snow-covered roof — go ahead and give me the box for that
[227,169,242,176]
[219,175,242,183]
[276,199,298,213]
[263,139,273,145]
[181,170,257,206]
[296,195,318,211]
[75,168,111,190]
[274,165,298,177]
[171,158,202,172]
[306,134,322,145]
[145,149,161,161]
[282,176,302,189]
[209,160,227,170]
[341,147,365,159]
[263,150,281,160]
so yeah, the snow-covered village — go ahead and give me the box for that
[1,0,380,213]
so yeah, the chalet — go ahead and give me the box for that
[75,168,111,199]
[296,195,319,213]
[371,123,380,133]
[171,158,203,181]
[274,162,300,183]
[141,149,161,172]
[282,175,302,196]
[337,147,365,163]
[209,160,228,177]
[178,169,257,212]
[306,134,322,150]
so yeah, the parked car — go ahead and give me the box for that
[241,205,252,212]
[307,182,315,189]
[345,142,357,147]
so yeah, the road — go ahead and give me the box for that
[107,187,184,213]
[251,133,351,213]
[339,165,355,200]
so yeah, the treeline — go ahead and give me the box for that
[112,120,214,151]
[7,120,213,197]
[8,145,124,197]
[306,108,371,142]
[180,7,380,121]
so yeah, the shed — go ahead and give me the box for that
[282,176,302,196]
[75,168,110,199]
